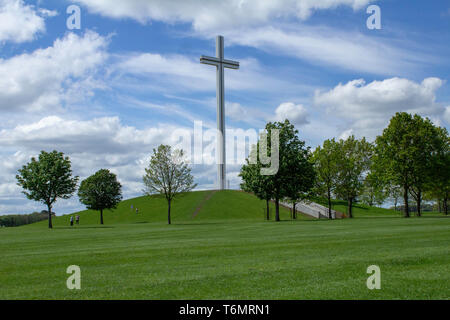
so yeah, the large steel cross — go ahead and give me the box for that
[200,35,239,190]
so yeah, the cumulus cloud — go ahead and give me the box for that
[74,0,374,30]
[0,116,249,214]
[0,31,108,112]
[0,0,56,43]
[314,77,447,139]
[0,116,188,214]
[273,102,309,126]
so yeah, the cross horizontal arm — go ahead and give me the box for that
[200,55,220,66]
[200,55,240,69]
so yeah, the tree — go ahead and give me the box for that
[426,126,449,215]
[408,116,442,216]
[334,136,372,218]
[240,120,315,222]
[284,148,315,220]
[78,169,123,225]
[311,138,339,219]
[374,113,444,217]
[143,145,197,225]
[361,172,387,207]
[16,150,78,229]
[239,147,274,220]
[387,185,403,211]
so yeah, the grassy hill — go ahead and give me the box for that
[31,190,409,228]
[1,190,449,299]
[33,190,305,227]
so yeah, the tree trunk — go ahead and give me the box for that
[266,199,270,220]
[403,186,410,218]
[100,209,104,225]
[416,189,422,217]
[47,204,53,229]
[275,198,280,222]
[327,187,332,219]
[347,197,353,218]
[168,200,171,225]
[293,202,297,220]
[438,199,442,213]
[444,195,448,216]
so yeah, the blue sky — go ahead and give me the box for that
[0,0,449,215]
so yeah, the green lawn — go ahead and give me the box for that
[0,191,449,299]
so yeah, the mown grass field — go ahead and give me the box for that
[0,191,449,299]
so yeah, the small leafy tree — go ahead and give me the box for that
[361,172,387,207]
[78,169,123,225]
[311,138,339,219]
[334,136,373,218]
[16,150,79,229]
[143,145,197,225]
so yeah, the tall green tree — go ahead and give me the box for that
[374,113,444,217]
[426,126,449,215]
[240,120,315,222]
[311,138,339,219]
[408,116,443,216]
[239,146,274,220]
[78,169,123,225]
[16,150,79,229]
[284,148,315,220]
[143,145,197,225]
[334,136,373,218]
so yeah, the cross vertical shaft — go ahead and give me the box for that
[200,36,239,190]
[216,36,225,190]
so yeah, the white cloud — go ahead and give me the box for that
[0,31,109,112]
[0,0,55,43]
[74,0,375,30]
[444,106,450,124]
[221,25,436,76]
[114,53,308,94]
[73,0,437,76]
[314,77,447,139]
[273,102,309,126]
[226,102,248,121]
[0,116,188,214]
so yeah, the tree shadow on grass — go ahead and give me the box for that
[56,226,115,229]
[172,222,224,226]
[418,215,449,219]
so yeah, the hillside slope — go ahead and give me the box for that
[32,190,300,227]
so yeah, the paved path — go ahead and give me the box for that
[281,200,343,219]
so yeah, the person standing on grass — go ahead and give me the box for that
[136,207,139,214]
[70,216,74,226]
[76,215,79,225]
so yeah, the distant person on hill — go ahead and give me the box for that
[70,216,74,226]
[131,204,133,210]
[76,215,80,225]
[136,207,139,214]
